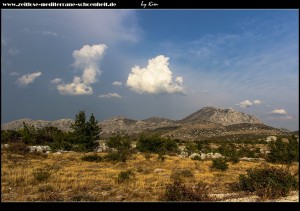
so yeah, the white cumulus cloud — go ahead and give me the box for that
[16,72,42,86]
[236,99,262,108]
[112,81,122,86]
[73,44,107,84]
[236,100,253,108]
[99,93,122,98]
[271,109,288,115]
[50,78,63,84]
[56,44,107,95]
[57,77,93,95]
[253,100,262,105]
[268,108,292,120]
[126,55,185,94]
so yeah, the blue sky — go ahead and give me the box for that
[1,9,299,131]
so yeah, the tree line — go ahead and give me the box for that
[1,111,100,152]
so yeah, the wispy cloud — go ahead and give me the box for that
[50,78,63,84]
[56,44,107,95]
[99,93,122,98]
[112,81,122,86]
[24,28,58,37]
[126,55,185,94]
[16,72,42,86]
[64,10,141,44]
[8,47,20,55]
[10,72,20,76]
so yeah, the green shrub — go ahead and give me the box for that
[81,154,102,162]
[117,170,134,184]
[104,151,130,162]
[184,142,198,155]
[191,155,201,161]
[267,140,299,165]
[237,166,298,199]
[218,144,240,163]
[106,135,133,162]
[1,130,22,143]
[137,134,178,153]
[163,181,211,201]
[33,168,52,182]
[211,158,228,171]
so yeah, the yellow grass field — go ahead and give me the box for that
[1,151,298,202]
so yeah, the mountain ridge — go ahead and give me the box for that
[1,107,288,140]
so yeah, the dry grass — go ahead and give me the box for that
[1,150,298,202]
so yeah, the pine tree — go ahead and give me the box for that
[86,113,100,140]
[71,110,87,146]
[71,111,101,151]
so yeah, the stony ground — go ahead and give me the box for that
[1,150,298,202]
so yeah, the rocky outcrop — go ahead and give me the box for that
[99,116,180,138]
[180,107,263,126]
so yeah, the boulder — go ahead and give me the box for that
[200,152,224,160]
[240,157,265,162]
[28,145,51,153]
[265,136,277,142]
[189,153,201,159]
[154,168,165,173]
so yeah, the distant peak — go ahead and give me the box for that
[180,106,263,126]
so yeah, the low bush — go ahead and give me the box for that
[137,134,178,154]
[104,151,129,162]
[144,153,151,160]
[191,155,201,161]
[236,166,298,199]
[38,184,54,192]
[117,170,135,184]
[33,168,52,182]
[81,154,102,162]
[162,181,212,201]
[267,140,299,165]
[157,152,166,162]
[7,142,29,154]
[170,169,194,182]
[211,158,228,171]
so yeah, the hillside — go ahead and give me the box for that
[1,118,74,132]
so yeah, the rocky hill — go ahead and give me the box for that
[1,107,288,140]
[99,116,179,138]
[1,118,74,132]
[180,107,263,125]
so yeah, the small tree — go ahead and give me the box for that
[20,122,37,144]
[86,113,100,141]
[106,135,132,162]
